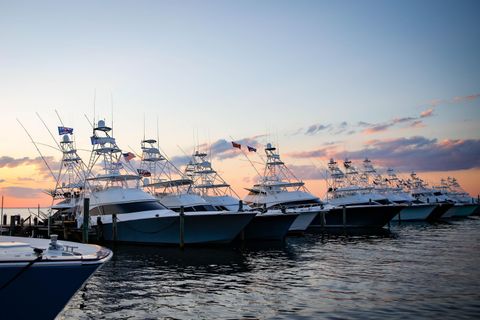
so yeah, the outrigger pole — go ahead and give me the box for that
[17,119,57,182]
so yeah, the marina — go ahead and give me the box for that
[55,217,480,320]
[1,1,479,319]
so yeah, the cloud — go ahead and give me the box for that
[170,155,193,168]
[0,156,37,168]
[0,156,60,180]
[453,93,480,103]
[334,136,480,172]
[305,123,332,135]
[288,164,327,180]
[357,121,371,127]
[420,108,434,118]
[409,120,425,128]
[0,186,45,199]
[0,179,5,183]
[287,147,330,159]
[171,135,265,165]
[17,177,35,181]
[362,123,394,134]
[393,117,416,124]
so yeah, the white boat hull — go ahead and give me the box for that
[289,211,319,232]
[443,204,478,218]
[391,204,436,221]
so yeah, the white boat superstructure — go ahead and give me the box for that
[325,158,390,205]
[312,158,402,229]
[136,138,256,243]
[243,143,321,232]
[48,132,90,224]
[432,177,478,218]
[185,150,249,212]
[139,139,230,212]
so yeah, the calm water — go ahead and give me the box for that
[56,217,480,319]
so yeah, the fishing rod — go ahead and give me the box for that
[17,119,57,181]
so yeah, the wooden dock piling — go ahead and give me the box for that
[82,198,90,243]
[179,206,185,249]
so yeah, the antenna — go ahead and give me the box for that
[156,115,159,146]
[143,113,146,142]
[93,89,96,132]
[111,91,114,137]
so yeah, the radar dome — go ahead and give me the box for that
[98,120,105,128]
[62,135,70,143]
[143,178,150,186]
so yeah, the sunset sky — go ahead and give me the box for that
[0,0,479,207]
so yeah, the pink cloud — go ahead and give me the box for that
[420,108,434,118]
[452,93,480,103]
[287,148,330,159]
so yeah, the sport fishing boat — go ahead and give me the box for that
[185,147,298,241]
[46,132,89,235]
[137,138,255,242]
[433,177,478,218]
[185,149,249,212]
[243,143,320,234]
[70,120,253,245]
[406,172,454,221]
[0,234,112,320]
[309,159,400,229]
[361,160,437,222]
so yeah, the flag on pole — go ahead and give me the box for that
[232,141,241,149]
[58,126,73,135]
[137,169,151,177]
[247,145,257,152]
[122,152,135,162]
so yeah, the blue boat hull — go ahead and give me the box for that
[426,203,453,221]
[309,205,401,229]
[0,263,102,320]
[100,213,255,245]
[242,213,299,241]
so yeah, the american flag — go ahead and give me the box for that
[58,126,73,135]
[122,152,135,162]
[232,141,241,149]
[137,169,151,177]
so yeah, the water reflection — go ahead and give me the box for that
[59,218,480,320]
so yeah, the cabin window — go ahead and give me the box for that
[90,201,167,216]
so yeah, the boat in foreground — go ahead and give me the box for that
[0,235,112,320]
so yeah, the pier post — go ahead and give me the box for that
[239,200,243,212]
[0,195,3,235]
[179,206,185,249]
[320,210,325,232]
[82,198,90,243]
[342,205,346,229]
[112,213,117,242]
[9,215,15,236]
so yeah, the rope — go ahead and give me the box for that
[1,253,43,290]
